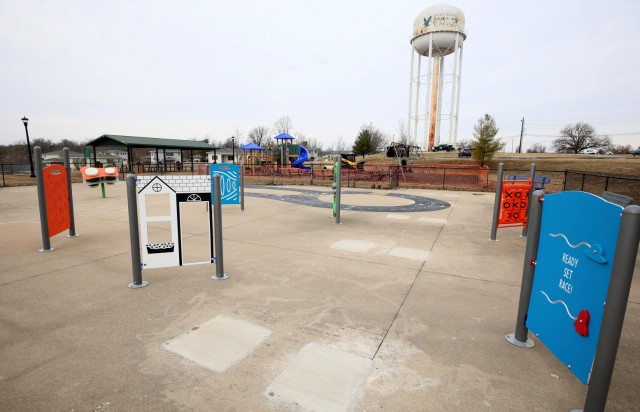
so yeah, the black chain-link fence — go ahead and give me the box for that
[2,162,639,204]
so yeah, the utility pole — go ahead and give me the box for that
[518,117,525,153]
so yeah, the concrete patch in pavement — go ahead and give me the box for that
[162,315,271,373]
[388,247,431,261]
[330,239,378,253]
[266,343,372,412]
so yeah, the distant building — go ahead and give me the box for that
[307,148,319,161]
[141,149,183,164]
[96,150,129,166]
[41,149,90,170]
[207,148,239,164]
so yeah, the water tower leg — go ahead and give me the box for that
[428,56,440,150]
[407,48,415,145]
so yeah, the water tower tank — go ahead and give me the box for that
[411,4,466,56]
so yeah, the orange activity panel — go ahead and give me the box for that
[43,164,70,237]
[498,180,531,227]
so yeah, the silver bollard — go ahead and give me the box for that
[335,156,342,224]
[506,189,545,348]
[211,174,229,280]
[63,148,79,238]
[34,146,53,252]
[490,163,504,241]
[240,165,245,212]
[521,163,536,238]
[126,175,148,288]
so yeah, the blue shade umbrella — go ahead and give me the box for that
[240,142,265,150]
[274,133,295,140]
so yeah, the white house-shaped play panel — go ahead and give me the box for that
[137,175,213,268]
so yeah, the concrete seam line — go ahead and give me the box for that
[372,260,427,361]
[0,251,130,287]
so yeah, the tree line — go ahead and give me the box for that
[3,115,636,164]
[0,138,86,163]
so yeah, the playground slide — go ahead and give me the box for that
[292,145,311,170]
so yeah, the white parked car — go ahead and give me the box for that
[580,148,598,154]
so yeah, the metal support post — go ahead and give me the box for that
[579,205,640,412]
[211,174,229,280]
[490,163,504,241]
[2,164,5,186]
[126,175,148,288]
[522,163,536,237]
[240,165,245,212]
[34,146,53,252]
[334,156,342,224]
[442,168,447,190]
[506,189,545,348]
[63,148,78,238]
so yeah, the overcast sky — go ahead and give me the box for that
[2,0,639,151]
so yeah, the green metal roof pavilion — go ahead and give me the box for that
[85,134,220,171]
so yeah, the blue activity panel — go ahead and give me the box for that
[210,164,240,204]
[526,191,622,384]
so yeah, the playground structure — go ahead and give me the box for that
[126,173,233,288]
[239,133,306,166]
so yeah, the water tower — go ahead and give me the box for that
[407,4,466,150]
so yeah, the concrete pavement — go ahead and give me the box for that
[0,181,638,411]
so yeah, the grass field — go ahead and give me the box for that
[357,151,640,176]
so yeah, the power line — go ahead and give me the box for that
[525,132,640,138]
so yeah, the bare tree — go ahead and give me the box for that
[552,122,611,153]
[248,126,269,147]
[303,137,321,150]
[608,144,632,154]
[457,138,473,149]
[526,143,547,153]
[221,137,235,148]
[274,116,293,134]
[233,126,244,146]
[56,138,84,153]
[30,138,55,153]
[394,119,409,144]
[334,136,347,152]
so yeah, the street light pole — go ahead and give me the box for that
[21,116,36,178]
[232,136,236,164]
